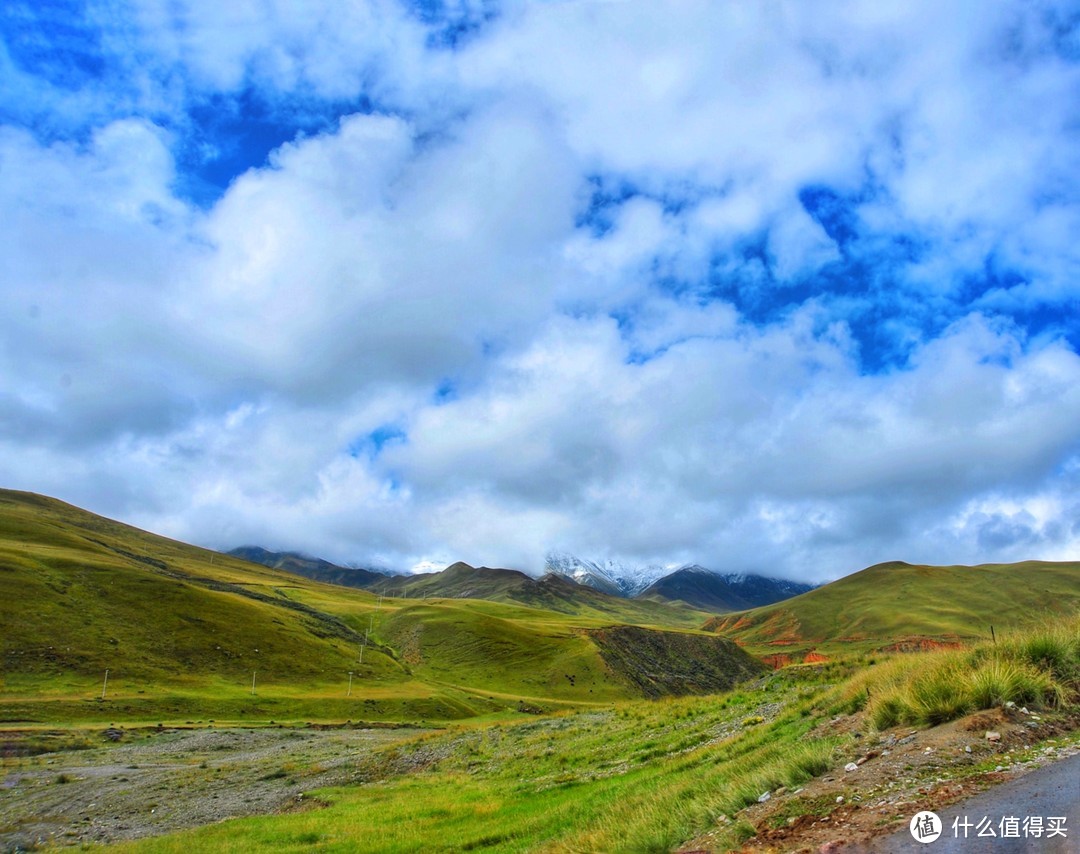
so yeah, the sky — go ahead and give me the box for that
[1,0,1079,583]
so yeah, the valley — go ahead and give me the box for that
[1,489,1079,852]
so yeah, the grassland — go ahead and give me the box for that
[708,560,1080,660]
[6,489,1080,851]
[89,618,1080,854]
[0,490,743,725]
[106,669,849,854]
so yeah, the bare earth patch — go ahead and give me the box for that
[679,707,1080,853]
[0,724,427,850]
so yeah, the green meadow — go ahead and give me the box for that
[708,559,1080,659]
[4,489,1080,852]
[108,617,1080,854]
[109,671,848,854]
[0,490,735,726]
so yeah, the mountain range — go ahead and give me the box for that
[229,547,813,613]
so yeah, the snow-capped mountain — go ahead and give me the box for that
[544,555,814,611]
[544,552,673,597]
[640,564,815,612]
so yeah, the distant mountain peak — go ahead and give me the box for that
[544,552,670,597]
[641,568,814,613]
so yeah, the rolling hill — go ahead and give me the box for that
[235,544,812,618]
[365,561,710,627]
[227,546,387,589]
[0,489,760,723]
[708,559,1080,662]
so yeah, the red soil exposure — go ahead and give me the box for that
[878,636,964,653]
[761,651,830,669]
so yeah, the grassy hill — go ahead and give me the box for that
[368,561,711,627]
[0,490,755,724]
[708,560,1080,661]
[227,546,388,589]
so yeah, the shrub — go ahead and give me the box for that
[967,659,1058,709]
[907,666,973,725]
[782,740,835,784]
[869,693,909,730]
[1004,629,1080,682]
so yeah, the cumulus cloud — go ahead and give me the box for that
[0,0,1078,583]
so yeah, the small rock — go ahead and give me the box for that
[1005,701,1016,709]
[964,745,972,753]
[856,756,868,766]
[1020,707,1030,715]
[758,791,772,803]
[986,731,1001,742]
[995,765,1005,772]
[844,762,859,772]
[881,749,890,756]
[836,795,845,804]
[774,786,788,795]
[898,735,916,745]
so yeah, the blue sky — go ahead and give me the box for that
[1,0,1079,581]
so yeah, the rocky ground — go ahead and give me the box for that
[680,705,1080,854]
[0,724,426,851]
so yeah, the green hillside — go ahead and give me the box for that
[369,561,710,627]
[0,490,756,724]
[708,560,1080,660]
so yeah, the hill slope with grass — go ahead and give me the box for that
[368,561,711,627]
[227,546,387,589]
[0,490,754,723]
[708,560,1080,660]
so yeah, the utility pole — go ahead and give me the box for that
[347,671,353,697]
[251,671,257,695]
[101,669,109,700]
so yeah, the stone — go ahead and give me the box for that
[985,731,1001,742]
[844,762,859,772]
[757,791,772,803]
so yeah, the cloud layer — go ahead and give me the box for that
[2,0,1078,581]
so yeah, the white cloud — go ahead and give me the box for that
[1,0,1078,583]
